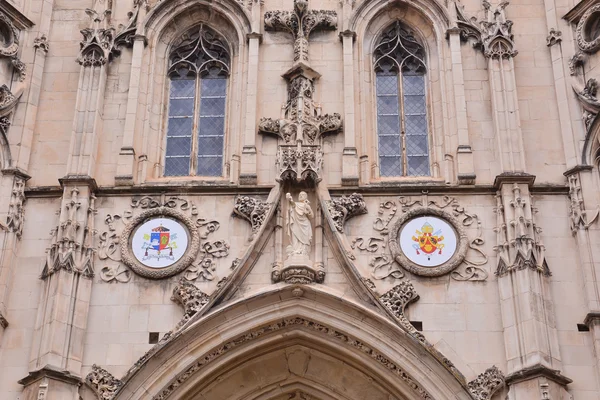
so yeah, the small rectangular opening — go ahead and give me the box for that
[577,323,590,332]
[149,332,160,344]
[410,321,423,331]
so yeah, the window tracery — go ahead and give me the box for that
[373,22,430,177]
[164,25,230,177]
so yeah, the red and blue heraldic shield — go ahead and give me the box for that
[151,226,170,250]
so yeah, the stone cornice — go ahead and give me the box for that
[505,364,573,386]
[564,0,600,23]
[564,164,594,176]
[493,172,536,189]
[18,365,82,387]
[0,1,34,29]
[58,175,98,191]
[1,167,31,181]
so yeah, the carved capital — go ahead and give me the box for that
[325,193,367,232]
[33,34,49,53]
[467,366,505,400]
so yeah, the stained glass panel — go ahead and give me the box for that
[165,78,195,176]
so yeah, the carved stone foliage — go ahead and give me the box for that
[171,278,210,330]
[112,0,148,57]
[546,28,562,47]
[233,195,271,238]
[454,3,482,44]
[97,196,229,282]
[567,173,599,233]
[153,317,433,400]
[569,51,586,76]
[42,188,96,279]
[0,11,19,58]
[85,364,122,400]
[33,34,49,53]
[574,78,600,130]
[388,196,489,281]
[467,365,505,400]
[0,84,19,117]
[264,0,337,63]
[380,281,427,346]
[494,185,550,277]
[6,175,25,238]
[325,193,367,233]
[0,116,9,136]
[78,8,115,66]
[576,3,600,53]
[276,144,323,182]
[480,1,517,59]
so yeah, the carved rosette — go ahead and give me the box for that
[467,366,505,400]
[233,196,271,236]
[325,193,367,232]
[171,279,210,329]
[85,364,122,400]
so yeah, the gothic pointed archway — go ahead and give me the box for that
[110,285,474,400]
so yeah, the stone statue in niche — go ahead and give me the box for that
[286,192,314,256]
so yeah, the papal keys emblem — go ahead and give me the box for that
[412,221,445,260]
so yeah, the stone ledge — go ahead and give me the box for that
[505,364,572,387]
[563,164,594,177]
[18,365,82,387]
[584,311,600,326]
[493,172,536,190]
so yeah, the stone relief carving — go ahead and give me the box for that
[454,2,482,44]
[264,0,337,63]
[0,84,19,115]
[259,0,341,183]
[574,78,600,129]
[152,317,433,400]
[112,0,148,56]
[0,11,19,58]
[480,1,517,58]
[494,185,550,277]
[6,175,26,238]
[33,34,49,53]
[467,365,505,400]
[85,364,122,400]
[233,195,271,239]
[576,3,600,53]
[97,196,228,282]
[389,196,488,280]
[325,193,367,232]
[42,189,96,279]
[351,237,385,253]
[569,51,586,76]
[286,192,313,257]
[0,116,9,136]
[379,281,427,346]
[546,28,562,47]
[78,8,115,66]
[567,174,599,233]
[171,278,210,330]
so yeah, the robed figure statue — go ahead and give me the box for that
[286,192,314,256]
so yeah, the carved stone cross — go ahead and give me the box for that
[264,0,337,64]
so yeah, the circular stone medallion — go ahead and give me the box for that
[399,216,458,267]
[131,217,189,268]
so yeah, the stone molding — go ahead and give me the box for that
[78,8,115,66]
[467,366,505,400]
[480,1,517,58]
[566,172,599,233]
[119,207,201,280]
[6,174,26,238]
[324,193,367,232]
[152,317,434,400]
[85,364,122,400]
[576,3,600,53]
[504,364,573,386]
[18,365,82,387]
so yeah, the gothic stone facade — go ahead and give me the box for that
[1,0,600,399]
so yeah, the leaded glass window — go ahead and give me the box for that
[374,22,430,177]
[165,25,230,177]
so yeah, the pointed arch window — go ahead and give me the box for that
[374,22,430,177]
[165,25,230,177]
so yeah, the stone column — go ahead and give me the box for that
[493,175,572,398]
[19,180,96,399]
[481,2,526,173]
